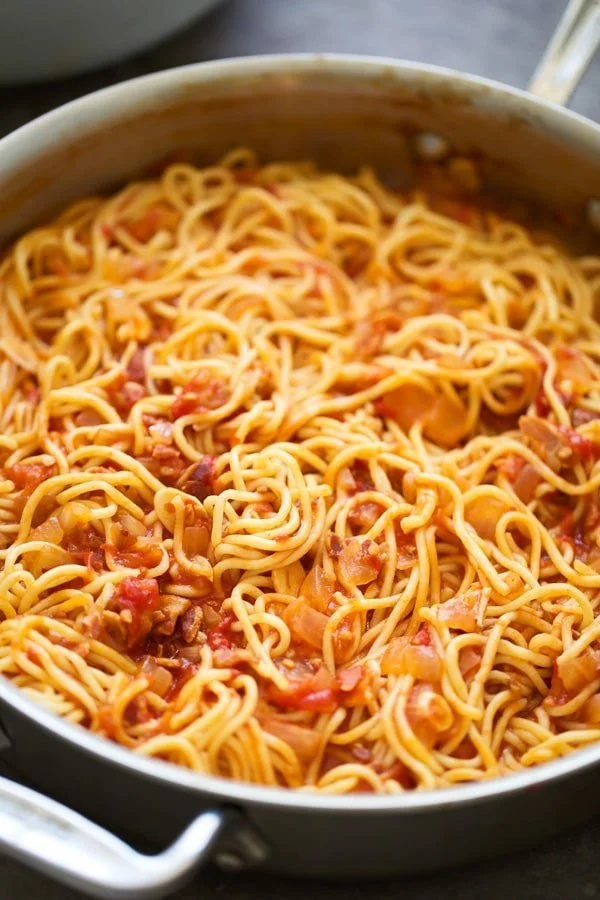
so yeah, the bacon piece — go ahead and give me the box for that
[181,456,217,501]
[150,597,190,639]
[170,373,229,420]
[181,606,203,644]
[138,444,188,482]
[572,407,600,427]
[106,374,146,416]
[337,665,363,693]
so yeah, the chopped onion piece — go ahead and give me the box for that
[582,693,600,724]
[35,546,72,570]
[183,524,210,557]
[557,652,598,693]
[30,516,63,544]
[149,421,174,444]
[118,513,146,538]
[512,462,541,503]
[262,718,321,762]
[438,595,479,632]
[59,501,93,532]
[406,683,453,748]
[465,496,511,541]
[382,636,443,681]
[520,415,571,471]
[300,565,336,613]
[283,599,328,648]
[329,534,385,587]
[459,646,482,678]
[145,662,173,697]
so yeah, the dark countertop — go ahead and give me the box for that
[1,1,600,897]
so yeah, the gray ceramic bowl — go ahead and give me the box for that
[0,0,225,84]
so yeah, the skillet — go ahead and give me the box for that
[1,1,600,895]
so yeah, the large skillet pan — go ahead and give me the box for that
[1,1,600,896]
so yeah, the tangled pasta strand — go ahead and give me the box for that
[1,149,600,793]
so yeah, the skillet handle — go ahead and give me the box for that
[528,0,600,105]
[0,774,226,899]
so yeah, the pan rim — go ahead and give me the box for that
[1,52,600,177]
[3,670,600,812]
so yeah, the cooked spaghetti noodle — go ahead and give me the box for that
[1,149,600,793]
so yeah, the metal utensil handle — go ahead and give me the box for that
[528,0,600,105]
[0,774,225,899]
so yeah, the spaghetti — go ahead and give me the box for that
[1,148,600,793]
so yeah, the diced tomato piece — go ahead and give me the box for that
[116,576,160,647]
[3,462,57,494]
[164,659,197,700]
[104,534,162,570]
[170,394,198,418]
[207,615,235,651]
[533,388,551,417]
[558,427,600,463]
[268,665,339,713]
[412,624,432,646]
[66,526,105,572]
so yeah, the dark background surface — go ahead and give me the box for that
[1,0,600,897]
